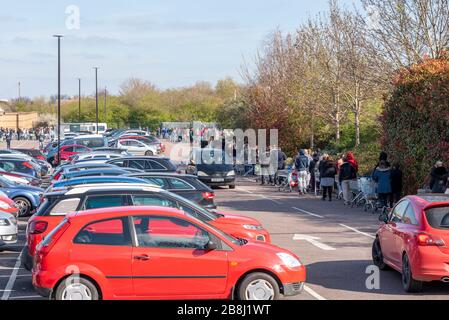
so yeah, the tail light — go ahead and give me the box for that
[38,220,70,256]
[22,162,33,169]
[37,155,45,161]
[202,192,215,200]
[28,221,48,235]
[416,233,445,246]
[53,172,61,180]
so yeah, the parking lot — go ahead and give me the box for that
[1,139,449,300]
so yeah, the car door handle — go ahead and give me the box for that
[133,255,150,261]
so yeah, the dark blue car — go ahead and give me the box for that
[0,177,44,217]
[48,176,152,192]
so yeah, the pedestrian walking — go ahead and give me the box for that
[373,160,393,208]
[390,163,403,204]
[429,161,448,194]
[320,156,337,202]
[339,156,357,205]
[295,148,310,195]
[5,131,12,149]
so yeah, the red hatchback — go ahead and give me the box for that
[56,145,91,163]
[32,206,306,300]
[373,194,449,292]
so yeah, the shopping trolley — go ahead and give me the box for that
[278,168,298,192]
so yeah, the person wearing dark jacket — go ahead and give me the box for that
[320,157,337,201]
[373,161,393,208]
[390,163,403,204]
[309,154,320,193]
[295,148,310,195]
[339,157,357,205]
[429,161,448,194]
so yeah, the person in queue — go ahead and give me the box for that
[373,160,393,208]
[429,161,448,194]
[295,148,310,195]
[339,155,357,205]
[320,156,337,202]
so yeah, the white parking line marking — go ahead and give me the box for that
[0,274,30,278]
[293,234,336,251]
[292,207,324,219]
[1,253,22,301]
[236,188,283,204]
[304,285,327,300]
[339,224,376,239]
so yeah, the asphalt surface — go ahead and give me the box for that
[1,140,449,300]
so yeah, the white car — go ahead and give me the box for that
[71,152,124,163]
[117,139,159,156]
[0,211,18,249]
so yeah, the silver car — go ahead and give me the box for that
[0,211,18,248]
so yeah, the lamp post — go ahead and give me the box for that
[53,35,63,166]
[104,86,107,119]
[78,78,81,122]
[93,67,99,134]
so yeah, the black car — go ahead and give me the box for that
[188,149,236,189]
[127,172,216,210]
[106,156,177,173]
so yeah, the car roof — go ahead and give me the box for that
[64,168,128,176]
[73,134,104,139]
[54,176,148,185]
[108,156,170,161]
[407,194,449,210]
[65,163,114,169]
[128,172,196,179]
[64,184,162,195]
[68,205,185,220]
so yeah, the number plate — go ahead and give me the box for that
[211,178,224,182]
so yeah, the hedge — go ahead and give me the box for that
[382,56,449,194]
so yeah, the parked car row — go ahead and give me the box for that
[0,128,307,300]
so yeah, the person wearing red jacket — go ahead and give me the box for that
[346,152,359,173]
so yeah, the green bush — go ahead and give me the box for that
[382,57,449,194]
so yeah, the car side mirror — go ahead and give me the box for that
[379,213,389,224]
[205,240,217,251]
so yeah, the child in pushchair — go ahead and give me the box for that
[278,165,299,192]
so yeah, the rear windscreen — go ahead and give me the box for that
[425,206,449,229]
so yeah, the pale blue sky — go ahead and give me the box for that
[0,0,356,99]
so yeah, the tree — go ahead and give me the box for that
[361,0,449,68]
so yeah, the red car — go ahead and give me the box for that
[373,194,449,292]
[32,206,305,300]
[0,192,19,218]
[55,145,91,163]
[22,186,271,271]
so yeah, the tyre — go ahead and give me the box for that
[229,184,236,189]
[14,197,32,217]
[145,151,154,156]
[55,276,99,300]
[372,238,388,270]
[402,254,423,293]
[237,272,280,300]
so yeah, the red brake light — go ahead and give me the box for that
[416,233,445,246]
[22,162,33,169]
[202,192,215,200]
[29,221,48,235]
[39,220,70,254]
[37,155,45,161]
[54,172,61,180]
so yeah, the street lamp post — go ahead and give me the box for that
[53,35,63,166]
[104,86,107,119]
[78,78,81,122]
[93,67,99,134]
